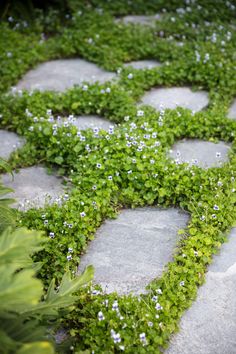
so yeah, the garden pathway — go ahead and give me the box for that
[1,58,236,353]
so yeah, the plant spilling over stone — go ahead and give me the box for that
[0,0,236,353]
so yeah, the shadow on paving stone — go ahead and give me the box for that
[228,98,236,119]
[169,139,231,169]
[78,207,189,295]
[16,59,116,92]
[0,130,25,160]
[1,166,65,211]
[123,60,161,70]
[166,228,236,354]
[141,87,209,112]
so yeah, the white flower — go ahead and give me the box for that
[49,232,55,238]
[112,300,119,311]
[108,175,113,180]
[82,85,88,91]
[96,163,102,168]
[98,311,105,321]
[137,110,144,117]
[157,288,162,294]
[127,73,133,79]
[67,255,72,261]
[155,303,163,310]
[80,211,86,217]
[106,87,111,93]
[179,281,185,286]
[216,152,221,158]
[213,205,219,210]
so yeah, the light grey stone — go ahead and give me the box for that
[72,115,116,131]
[124,60,161,70]
[228,99,236,119]
[2,166,65,210]
[16,59,116,92]
[141,87,209,112]
[78,207,189,295]
[166,228,236,354]
[169,139,231,168]
[0,130,25,160]
[116,14,161,26]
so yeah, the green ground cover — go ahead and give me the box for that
[0,1,236,353]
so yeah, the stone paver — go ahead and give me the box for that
[166,228,236,354]
[124,60,161,70]
[0,130,25,160]
[16,59,116,92]
[2,166,65,210]
[71,115,116,131]
[78,207,189,294]
[141,87,209,112]
[116,14,161,27]
[169,139,230,168]
[228,99,236,119]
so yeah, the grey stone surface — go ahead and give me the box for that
[72,115,116,131]
[16,59,116,92]
[2,166,65,210]
[141,87,209,112]
[116,14,161,26]
[78,207,189,294]
[169,139,231,168]
[124,60,161,70]
[228,99,236,119]
[166,228,236,354]
[0,130,25,160]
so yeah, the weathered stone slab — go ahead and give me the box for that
[72,115,116,131]
[78,207,189,294]
[116,14,161,26]
[2,166,64,210]
[166,228,236,354]
[141,87,209,112]
[124,60,161,70]
[228,99,236,119]
[16,59,116,92]
[169,139,230,168]
[0,130,25,160]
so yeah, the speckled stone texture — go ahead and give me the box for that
[16,59,116,92]
[141,87,209,112]
[228,98,236,119]
[72,115,116,131]
[0,130,25,160]
[116,14,161,27]
[2,166,65,210]
[124,60,161,70]
[166,228,236,354]
[169,139,231,168]
[78,207,189,295]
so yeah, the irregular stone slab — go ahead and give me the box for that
[228,99,236,119]
[116,14,161,27]
[169,139,230,168]
[141,87,209,112]
[2,166,65,210]
[16,59,116,92]
[72,115,116,131]
[0,130,25,160]
[79,207,189,295]
[166,228,236,354]
[124,60,161,70]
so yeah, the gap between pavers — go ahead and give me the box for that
[166,228,236,354]
[78,207,189,295]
